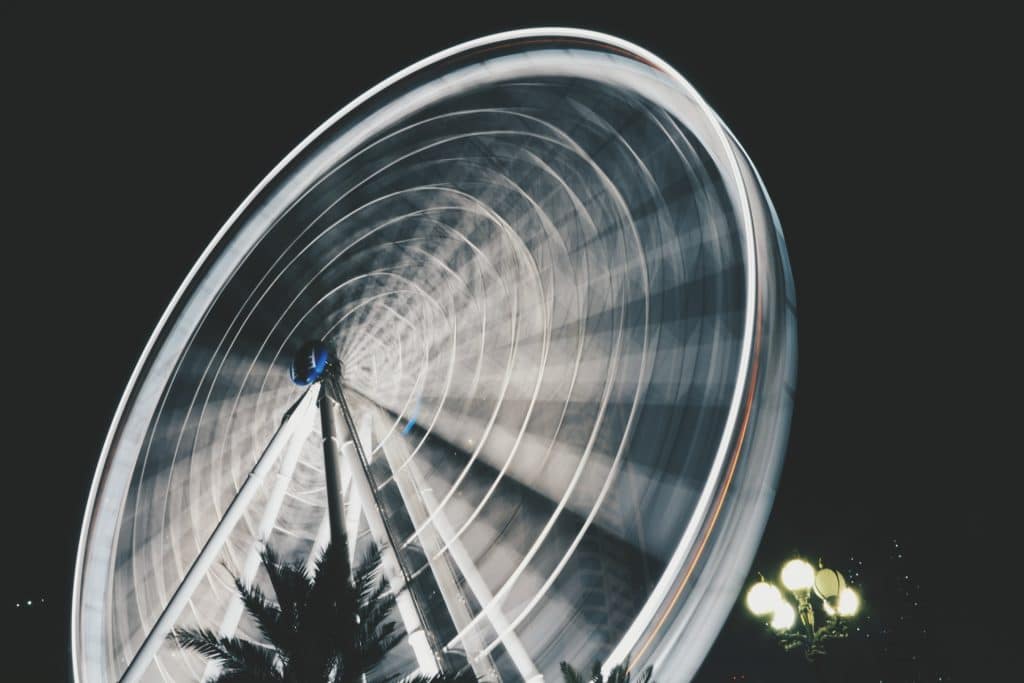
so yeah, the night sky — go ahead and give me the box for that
[3,6,1003,681]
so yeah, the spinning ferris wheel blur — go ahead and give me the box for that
[73,28,796,682]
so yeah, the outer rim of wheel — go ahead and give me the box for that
[73,28,791,682]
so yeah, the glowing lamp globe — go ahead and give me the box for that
[780,559,815,592]
[746,581,782,616]
[770,601,796,631]
[813,567,845,600]
[290,340,332,386]
[837,587,860,617]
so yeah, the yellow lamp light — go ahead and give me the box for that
[746,581,782,616]
[770,600,796,631]
[837,587,860,616]
[780,558,815,592]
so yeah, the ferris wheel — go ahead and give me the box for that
[73,28,797,683]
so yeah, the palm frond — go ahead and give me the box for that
[354,543,384,603]
[213,636,280,675]
[401,669,478,682]
[234,576,296,659]
[359,586,398,634]
[309,540,356,607]
[171,627,233,664]
[210,666,280,683]
[559,659,654,683]
[314,534,353,591]
[261,545,312,619]
[307,541,361,653]
[178,533,414,683]
[560,661,586,683]
[171,627,279,677]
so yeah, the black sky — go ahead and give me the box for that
[2,5,1006,681]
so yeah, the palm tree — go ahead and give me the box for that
[170,529,473,682]
[559,660,654,683]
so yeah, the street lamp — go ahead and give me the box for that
[745,557,861,661]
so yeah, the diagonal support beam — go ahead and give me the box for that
[377,406,542,682]
[119,389,318,683]
[412,468,543,681]
[202,402,316,680]
[370,409,497,681]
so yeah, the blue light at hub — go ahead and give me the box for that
[290,340,331,386]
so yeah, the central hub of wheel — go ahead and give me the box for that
[289,340,334,386]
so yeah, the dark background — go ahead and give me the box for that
[2,6,1005,681]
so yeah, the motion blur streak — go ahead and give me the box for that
[73,30,796,683]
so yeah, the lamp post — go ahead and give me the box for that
[745,558,861,662]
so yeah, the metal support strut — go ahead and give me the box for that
[319,363,443,678]
[118,390,317,683]
[318,372,348,552]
